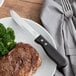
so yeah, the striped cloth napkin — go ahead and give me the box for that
[40,0,76,76]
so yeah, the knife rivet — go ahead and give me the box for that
[41,39,44,42]
[44,43,47,46]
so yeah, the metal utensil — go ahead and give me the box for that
[72,1,76,17]
[10,10,67,68]
[61,0,76,40]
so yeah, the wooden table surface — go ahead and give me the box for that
[0,0,43,24]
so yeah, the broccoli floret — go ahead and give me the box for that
[0,23,16,56]
[2,33,16,50]
[0,23,6,37]
[0,42,8,56]
[6,27,15,40]
[0,38,2,41]
[2,27,15,46]
[0,42,4,51]
[6,40,16,50]
[2,33,11,46]
[2,28,16,51]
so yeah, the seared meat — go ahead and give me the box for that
[0,42,41,76]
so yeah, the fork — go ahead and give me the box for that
[61,0,76,40]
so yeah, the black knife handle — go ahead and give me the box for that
[35,35,67,68]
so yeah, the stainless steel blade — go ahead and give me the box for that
[10,10,40,38]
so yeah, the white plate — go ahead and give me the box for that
[0,17,57,76]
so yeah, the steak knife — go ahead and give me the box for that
[10,10,67,68]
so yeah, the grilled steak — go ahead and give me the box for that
[0,42,41,76]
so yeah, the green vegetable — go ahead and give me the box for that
[0,42,8,56]
[2,33,11,46]
[2,28,16,50]
[0,38,2,41]
[6,40,16,51]
[6,27,15,40]
[0,23,16,56]
[0,23,6,37]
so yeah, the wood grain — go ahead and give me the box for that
[0,0,43,24]
[19,0,43,4]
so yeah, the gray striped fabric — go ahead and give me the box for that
[40,0,76,76]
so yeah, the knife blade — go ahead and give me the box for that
[10,10,67,68]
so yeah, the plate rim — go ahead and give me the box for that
[0,17,57,76]
[0,17,57,48]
